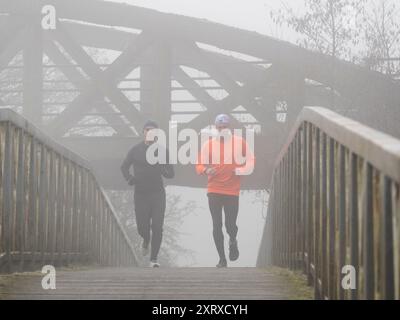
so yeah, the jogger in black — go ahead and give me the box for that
[207,193,239,263]
[120,120,174,268]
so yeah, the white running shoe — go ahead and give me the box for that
[150,261,160,268]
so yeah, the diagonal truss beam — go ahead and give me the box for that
[177,42,279,131]
[62,20,269,86]
[62,20,352,112]
[44,40,133,136]
[0,22,27,73]
[3,0,398,110]
[172,65,244,131]
[189,43,271,122]
[47,22,153,136]
[0,22,27,106]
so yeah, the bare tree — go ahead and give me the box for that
[362,0,400,76]
[271,0,366,61]
[270,0,367,111]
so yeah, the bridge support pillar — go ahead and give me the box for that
[23,1,43,126]
[141,41,172,131]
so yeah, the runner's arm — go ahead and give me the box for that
[120,149,135,183]
[196,140,210,175]
[162,148,175,179]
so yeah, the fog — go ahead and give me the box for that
[101,0,287,267]
[170,187,267,267]
[111,0,302,40]
[1,0,399,271]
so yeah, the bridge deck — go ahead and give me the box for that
[0,267,308,300]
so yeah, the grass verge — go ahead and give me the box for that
[267,266,314,300]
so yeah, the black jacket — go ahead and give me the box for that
[120,141,174,193]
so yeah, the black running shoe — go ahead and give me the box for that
[229,239,239,261]
[216,259,227,268]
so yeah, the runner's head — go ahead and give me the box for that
[143,120,159,144]
[214,114,230,132]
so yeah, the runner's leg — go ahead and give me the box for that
[149,190,166,262]
[134,191,151,246]
[208,193,226,261]
[223,195,239,241]
[223,195,240,261]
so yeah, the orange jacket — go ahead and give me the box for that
[196,134,255,196]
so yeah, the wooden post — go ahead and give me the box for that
[1,123,14,272]
[56,156,65,265]
[48,150,57,265]
[15,128,26,271]
[103,206,109,265]
[38,144,48,266]
[321,133,328,298]
[88,178,95,263]
[92,181,98,264]
[350,153,359,300]
[79,169,88,262]
[314,128,321,299]
[289,137,295,270]
[97,191,103,264]
[338,145,347,299]
[307,125,314,285]
[328,138,336,299]
[381,177,395,300]
[302,123,308,274]
[65,160,72,265]
[27,136,38,269]
[364,164,375,299]
[71,166,80,263]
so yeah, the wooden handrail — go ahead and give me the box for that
[274,107,400,183]
[0,108,138,273]
[257,106,400,300]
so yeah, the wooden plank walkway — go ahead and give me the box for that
[0,267,307,300]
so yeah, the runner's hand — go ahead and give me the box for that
[128,176,136,186]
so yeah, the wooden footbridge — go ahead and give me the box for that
[1,0,400,300]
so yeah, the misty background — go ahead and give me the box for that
[1,0,399,268]
[111,0,278,267]
[106,0,399,267]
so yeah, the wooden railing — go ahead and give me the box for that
[257,107,400,300]
[0,108,137,273]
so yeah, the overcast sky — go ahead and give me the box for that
[111,0,303,41]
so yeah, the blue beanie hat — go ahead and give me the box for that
[215,114,230,126]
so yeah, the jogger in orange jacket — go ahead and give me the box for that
[196,114,255,268]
